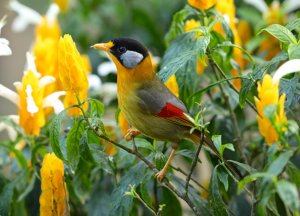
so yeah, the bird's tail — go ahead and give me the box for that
[190,130,243,179]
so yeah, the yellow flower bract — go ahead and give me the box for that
[165,74,179,97]
[184,19,200,32]
[35,17,61,41]
[58,34,88,94]
[54,0,69,12]
[254,75,287,145]
[58,34,89,116]
[188,0,216,10]
[40,153,68,216]
[16,71,45,136]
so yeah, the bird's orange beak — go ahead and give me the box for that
[91,41,114,52]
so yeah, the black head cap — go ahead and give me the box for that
[109,38,149,68]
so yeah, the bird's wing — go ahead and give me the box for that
[137,79,195,128]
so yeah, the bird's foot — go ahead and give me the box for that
[125,128,141,141]
[155,170,166,182]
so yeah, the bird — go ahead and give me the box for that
[92,38,222,181]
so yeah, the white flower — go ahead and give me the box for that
[98,83,117,105]
[9,0,42,32]
[25,52,40,77]
[0,52,66,115]
[0,115,19,141]
[244,0,268,13]
[97,61,117,76]
[0,16,12,56]
[88,74,102,91]
[9,1,60,32]
[273,59,300,83]
[244,0,300,14]
[283,0,300,14]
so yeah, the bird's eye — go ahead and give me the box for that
[118,46,126,53]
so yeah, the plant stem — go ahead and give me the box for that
[171,165,208,192]
[76,97,202,215]
[210,58,258,113]
[209,58,248,164]
[89,125,202,215]
[185,132,204,196]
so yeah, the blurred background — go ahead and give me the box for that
[0,0,185,139]
[1,0,300,215]
[0,0,184,114]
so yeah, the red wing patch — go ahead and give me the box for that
[157,102,185,118]
[157,103,194,127]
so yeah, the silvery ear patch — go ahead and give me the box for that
[120,50,144,69]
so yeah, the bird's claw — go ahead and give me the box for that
[155,170,166,182]
[125,128,140,141]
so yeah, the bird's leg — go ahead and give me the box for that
[125,127,141,141]
[155,147,177,182]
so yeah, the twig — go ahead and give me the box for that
[80,114,202,215]
[210,58,258,113]
[171,165,208,192]
[185,132,204,195]
[76,95,203,215]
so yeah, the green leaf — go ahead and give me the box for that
[165,5,198,43]
[66,118,85,171]
[220,17,234,43]
[138,182,154,210]
[176,149,201,162]
[168,174,211,216]
[0,171,27,216]
[227,160,256,174]
[73,158,93,203]
[89,144,113,174]
[158,187,182,216]
[17,175,36,202]
[190,76,246,99]
[217,41,254,64]
[276,180,300,212]
[288,43,300,59]
[0,181,15,216]
[286,18,300,31]
[79,131,95,164]
[212,135,222,153]
[217,167,229,191]
[238,172,272,193]
[239,52,288,107]
[267,150,294,176]
[86,98,105,118]
[49,109,67,160]
[259,24,297,45]
[197,35,210,63]
[109,162,152,216]
[0,142,28,169]
[286,162,300,188]
[279,75,300,107]
[208,166,228,216]
[158,33,202,82]
[212,135,234,157]
[219,143,235,156]
[132,138,154,151]
[154,152,168,170]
